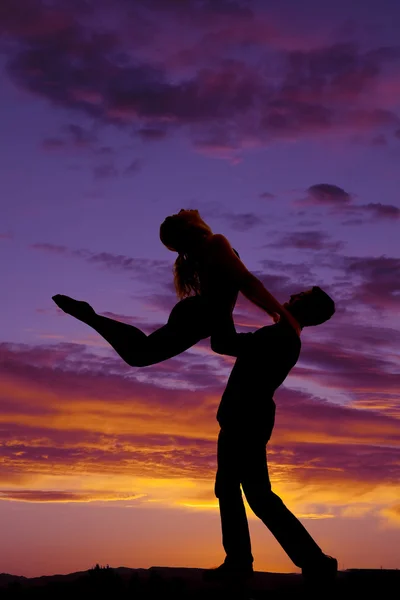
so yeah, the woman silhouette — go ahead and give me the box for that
[52,209,300,366]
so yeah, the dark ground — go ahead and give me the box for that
[0,565,398,599]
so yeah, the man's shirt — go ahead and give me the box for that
[216,321,301,430]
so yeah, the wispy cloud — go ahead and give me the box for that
[259,192,276,200]
[3,1,400,159]
[93,163,119,179]
[222,212,264,232]
[31,243,172,288]
[0,490,145,503]
[265,230,344,252]
[0,336,398,517]
[295,183,399,222]
[123,158,142,176]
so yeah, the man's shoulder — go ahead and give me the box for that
[253,322,301,346]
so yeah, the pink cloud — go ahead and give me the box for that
[341,255,400,312]
[0,339,399,491]
[3,3,400,157]
[0,0,72,38]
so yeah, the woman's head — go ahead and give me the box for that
[159,209,213,299]
[159,209,213,253]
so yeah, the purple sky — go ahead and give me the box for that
[0,0,399,577]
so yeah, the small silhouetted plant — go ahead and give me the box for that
[85,563,123,593]
[89,563,111,573]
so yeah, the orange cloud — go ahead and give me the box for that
[0,339,398,529]
[0,490,145,503]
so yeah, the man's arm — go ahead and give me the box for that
[207,234,300,335]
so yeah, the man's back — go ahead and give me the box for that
[216,321,301,430]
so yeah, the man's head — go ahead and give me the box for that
[283,286,335,327]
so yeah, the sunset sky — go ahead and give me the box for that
[1,0,399,578]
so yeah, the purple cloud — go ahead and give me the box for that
[259,192,276,200]
[371,134,387,146]
[224,212,263,232]
[299,184,399,223]
[306,184,352,205]
[342,255,400,311]
[362,203,400,219]
[2,2,400,156]
[93,163,119,179]
[137,127,168,141]
[41,124,99,154]
[265,230,344,252]
[124,159,142,176]
[259,258,314,282]
[41,137,66,151]
[31,243,172,288]
[31,243,68,255]
[64,123,98,147]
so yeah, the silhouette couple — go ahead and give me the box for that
[53,209,337,585]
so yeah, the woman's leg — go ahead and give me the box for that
[52,294,210,367]
[210,309,250,358]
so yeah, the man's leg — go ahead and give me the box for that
[240,433,326,569]
[203,429,253,581]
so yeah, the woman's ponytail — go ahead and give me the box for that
[173,253,201,299]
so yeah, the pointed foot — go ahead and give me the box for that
[52,294,96,322]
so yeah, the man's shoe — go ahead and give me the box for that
[302,554,338,583]
[203,563,254,583]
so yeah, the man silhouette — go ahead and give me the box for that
[203,286,338,585]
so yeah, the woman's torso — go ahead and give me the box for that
[194,236,239,309]
[167,235,240,338]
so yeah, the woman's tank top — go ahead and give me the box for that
[167,248,240,338]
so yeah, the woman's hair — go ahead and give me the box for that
[159,212,212,299]
[173,253,202,299]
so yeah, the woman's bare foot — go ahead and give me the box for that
[52,294,96,323]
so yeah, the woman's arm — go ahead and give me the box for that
[207,234,301,335]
